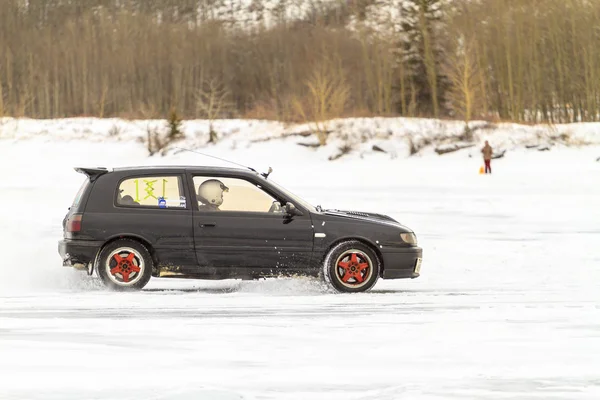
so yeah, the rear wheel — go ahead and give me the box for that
[97,239,153,291]
[322,241,380,293]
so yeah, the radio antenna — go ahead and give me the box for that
[172,147,273,178]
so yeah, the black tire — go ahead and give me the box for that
[96,239,153,291]
[322,240,380,293]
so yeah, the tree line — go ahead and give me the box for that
[1,0,599,124]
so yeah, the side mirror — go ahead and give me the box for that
[284,202,303,217]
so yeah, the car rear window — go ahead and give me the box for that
[117,175,186,208]
[72,178,90,208]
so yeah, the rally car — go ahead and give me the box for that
[59,166,422,292]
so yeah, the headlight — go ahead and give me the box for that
[400,232,417,245]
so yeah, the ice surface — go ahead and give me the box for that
[1,125,600,399]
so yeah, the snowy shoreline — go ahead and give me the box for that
[2,117,600,162]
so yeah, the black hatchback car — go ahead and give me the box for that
[59,166,422,292]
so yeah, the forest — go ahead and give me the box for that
[1,0,599,124]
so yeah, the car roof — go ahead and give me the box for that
[75,165,264,181]
[112,165,251,174]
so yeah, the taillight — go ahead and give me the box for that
[66,214,83,232]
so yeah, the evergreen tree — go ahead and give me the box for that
[400,0,446,117]
[167,108,184,141]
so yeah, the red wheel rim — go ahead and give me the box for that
[106,248,143,285]
[335,250,373,288]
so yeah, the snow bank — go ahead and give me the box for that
[2,117,600,163]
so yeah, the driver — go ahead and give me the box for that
[197,179,229,211]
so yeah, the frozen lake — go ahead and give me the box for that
[1,139,599,399]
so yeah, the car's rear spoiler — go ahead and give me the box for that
[74,167,110,182]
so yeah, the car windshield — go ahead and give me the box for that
[266,178,317,212]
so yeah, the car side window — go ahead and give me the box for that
[117,176,186,208]
[193,176,281,213]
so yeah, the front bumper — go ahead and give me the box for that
[58,239,103,269]
[380,246,423,279]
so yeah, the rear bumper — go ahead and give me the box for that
[380,246,423,279]
[58,239,103,268]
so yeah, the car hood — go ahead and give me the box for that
[323,209,401,226]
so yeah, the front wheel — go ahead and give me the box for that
[97,239,153,291]
[322,241,380,293]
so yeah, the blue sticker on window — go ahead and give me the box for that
[158,197,167,208]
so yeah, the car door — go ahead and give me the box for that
[188,172,314,273]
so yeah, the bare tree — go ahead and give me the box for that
[196,78,233,143]
[0,63,5,117]
[293,61,350,146]
[442,37,481,136]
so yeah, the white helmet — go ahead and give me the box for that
[197,179,229,207]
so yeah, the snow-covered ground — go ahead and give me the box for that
[1,118,600,399]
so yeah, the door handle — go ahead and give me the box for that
[199,223,216,228]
